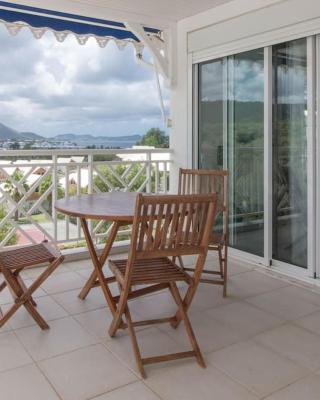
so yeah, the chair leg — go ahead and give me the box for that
[178,255,185,270]
[124,306,146,378]
[223,246,228,298]
[0,281,7,292]
[169,282,206,368]
[218,247,223,278]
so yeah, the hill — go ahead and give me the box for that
[51,133,142,147]
[52,134,141,142]
[0,122,22,140]
[20,131,44,140]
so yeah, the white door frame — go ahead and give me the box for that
[191,34,318,279]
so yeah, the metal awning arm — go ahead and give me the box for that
[125,22,170,85]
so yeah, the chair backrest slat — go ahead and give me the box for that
[178,168,228,238]
[125,194,217,287]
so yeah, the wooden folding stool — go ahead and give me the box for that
[0,242,64,329]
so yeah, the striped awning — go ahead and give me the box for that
[0,1,161,51]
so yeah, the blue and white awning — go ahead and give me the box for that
[0,1,162,52]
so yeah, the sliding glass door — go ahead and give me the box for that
[198,49,264,257]
[272,38,308,268]
[198,59,224,170]
[228,50,264,256]
[196,36,313,271]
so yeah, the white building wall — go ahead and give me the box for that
[170,0,320,190]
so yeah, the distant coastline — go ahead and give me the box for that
[0,121,142,149]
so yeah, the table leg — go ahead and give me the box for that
[79,220,121,300]
[79,218,119,315]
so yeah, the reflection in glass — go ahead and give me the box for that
[228,50,264,256]
[198,59,224,169]
[272,39,308,268]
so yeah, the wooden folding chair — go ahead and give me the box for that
[108,193,217,378]
[0,242,64,329]
[178,168,229,297]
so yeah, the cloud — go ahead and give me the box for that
[0,25,167,137]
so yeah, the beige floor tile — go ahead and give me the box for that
[75,266,115,280]
[254,324,320,371]
[0,285,17,305]
[295,310,320,336]
[63,259,93,272]
[263,374,320,400]
[0,321,12,333]
[129,291,178,320]
[0,279,47,306]
[24,279,48,297]
[39,344,137,400]
[74,307,113,339]
[75,267,95,279]
[52,287,108,315]
[246,286,320,321]
[281,285,320,306]
[2,296,68,330]
[145,360,258,400]
[0,364,60,400]
[208,340,308,397]
[22,265,48,279]
[160,311,243,353]
[23,264,69,278]
[15,316,97,361]
[41,271,86,294]
[227,270,288,300]
[104,327,186,373]
[188,283,233,312]
[227,260,255,276]
[0,331,32,372]
[93,381,161,400]
[205,301,283,339]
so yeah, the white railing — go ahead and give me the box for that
[0,148,172,250]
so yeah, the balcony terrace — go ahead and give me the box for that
[2,0,320,399]
[2,252,320,399]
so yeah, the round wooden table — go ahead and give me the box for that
[55,192,139,316]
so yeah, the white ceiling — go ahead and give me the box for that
[75,0,234,22]
[12,0,234,27]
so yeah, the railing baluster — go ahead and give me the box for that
[52,154,58,243]
[155,162,159,193]
[88,153,94,239]
[77,165,81,239]
[146,152,152,193]
[65,165,70,241]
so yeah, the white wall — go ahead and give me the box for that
[170,0,320,190]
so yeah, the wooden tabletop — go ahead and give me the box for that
[55,192,138,221]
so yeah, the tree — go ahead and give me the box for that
[4,170,29,221]
[136,128,169,148]
[23,142,34,150]
[39,175,65,214]
[0,206,17,246]
[9,141,20,150]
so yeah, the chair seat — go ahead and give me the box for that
[109,257,193,285]
[0,243,60,270]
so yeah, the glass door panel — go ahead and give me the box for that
[228,49,264,256]
[272,38,308,268]
[198,59,224,169]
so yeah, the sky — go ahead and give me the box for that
[0,24,169,138]
[201,49,306,104]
